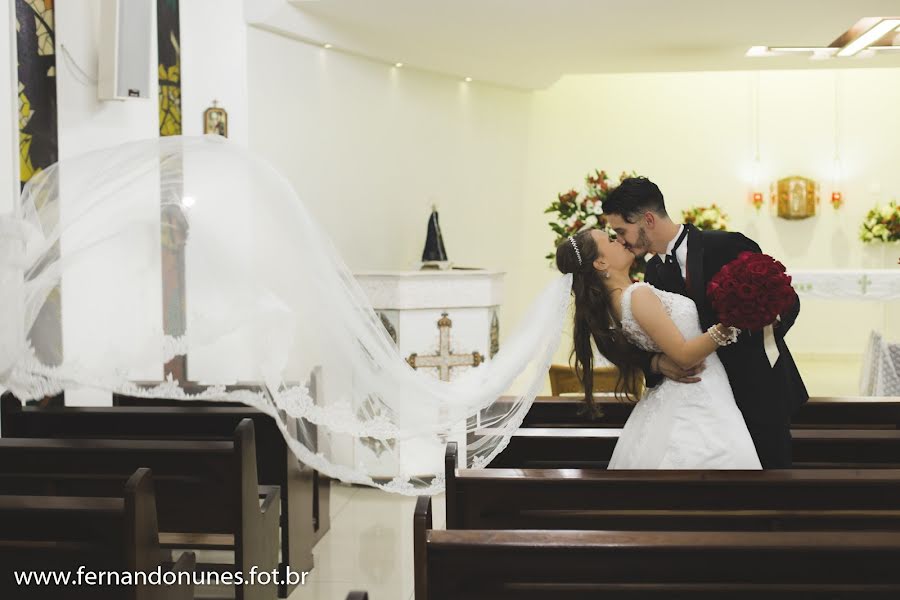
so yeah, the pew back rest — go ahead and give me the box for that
[0,421,260,536]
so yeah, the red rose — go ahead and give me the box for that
[707,252,795,331]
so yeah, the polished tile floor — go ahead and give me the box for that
[289,484,445,600]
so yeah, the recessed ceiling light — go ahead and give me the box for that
[323,43,332,49]
[837,18,900,57]
[464,77,473,82]
[395,62,404,68]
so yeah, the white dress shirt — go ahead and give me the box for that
[663,224,689,280]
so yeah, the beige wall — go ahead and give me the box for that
[237,33,900,395]
[516,68,900,393]
[246,26,535,331]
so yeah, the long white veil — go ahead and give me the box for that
[0,136,571,494]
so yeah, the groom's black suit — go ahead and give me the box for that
[643,224,808,468]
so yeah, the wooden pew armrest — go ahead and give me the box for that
[166,551,196,600]
[259,484,280,514]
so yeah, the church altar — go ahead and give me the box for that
[787,269,899,396]
[349,269,505,477]
[787,269,900,301]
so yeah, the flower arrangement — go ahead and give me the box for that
[544,169,645,278]
[682,204,729,231]
[544,170,635,259]
[859,200,900,243]
[707,252,796,331]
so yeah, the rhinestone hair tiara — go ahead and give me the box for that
[568,236,582,266]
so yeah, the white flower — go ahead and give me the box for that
[592,201,604,215]
[565,215,578,228]
[585,215,598,228]
[701,209,718,222]
[881,205,894,220]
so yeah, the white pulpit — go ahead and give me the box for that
[349,269,505,478]
[355,269,505,380]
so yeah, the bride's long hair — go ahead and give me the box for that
[556,230,644,411]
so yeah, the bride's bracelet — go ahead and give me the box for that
[708,324,740,346]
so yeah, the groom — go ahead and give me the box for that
[603,177,808,468]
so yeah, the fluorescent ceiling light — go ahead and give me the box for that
[745,46,770,57]
[770,47,834,53]
[837,18,900,57]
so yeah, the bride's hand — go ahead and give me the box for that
[655,353,705,383]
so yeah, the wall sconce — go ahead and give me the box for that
[752,192,765,211]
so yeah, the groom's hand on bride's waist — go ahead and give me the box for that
[654,353,704,383]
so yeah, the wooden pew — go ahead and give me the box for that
[2,393,315,597]
[487,427,900,469]
[0,419,279,600]
[111,382,332,546]
[415,496,900,599]
[521,395,900,429]
[445,443,900,532]
[0,468,195,599]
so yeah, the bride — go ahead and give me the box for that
[557,228,761,469]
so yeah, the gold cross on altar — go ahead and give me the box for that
[407,313,484,381]
[859,274,872,295]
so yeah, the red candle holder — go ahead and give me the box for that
[751,192,764,211]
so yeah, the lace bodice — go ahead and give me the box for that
[620,282,703,352]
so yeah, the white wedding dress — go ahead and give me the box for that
[608,282,762,469]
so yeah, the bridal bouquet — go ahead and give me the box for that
[707,252,796,331]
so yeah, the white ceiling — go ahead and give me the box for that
[278,0,900,89]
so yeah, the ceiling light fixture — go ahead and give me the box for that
[464,77,472,82]
[745,46,770,57]
[837,18,900,57]
[769,47,834,53]
[747,17,900,59]
[395,62,404,68]
[323,43,332,49]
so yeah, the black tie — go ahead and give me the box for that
[660,227,688,294]
[665,226,689,271]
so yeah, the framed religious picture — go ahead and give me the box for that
[203,102,228,137]
[771,175,818,219]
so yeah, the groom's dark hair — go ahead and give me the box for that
[603,177,669,223]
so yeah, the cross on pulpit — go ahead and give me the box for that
[859,274,872,295]
[406,313,484,381]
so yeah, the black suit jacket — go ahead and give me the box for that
[643,224,808,425]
